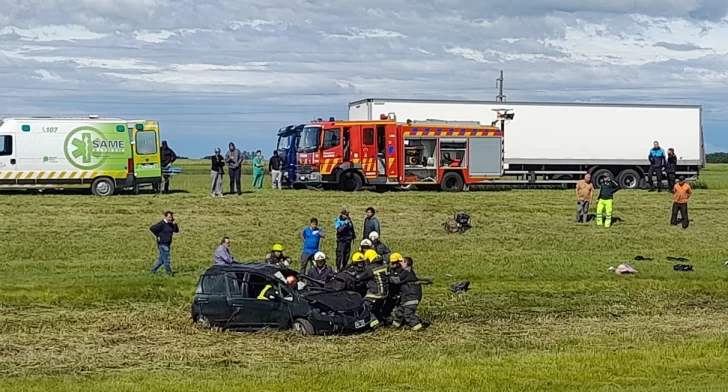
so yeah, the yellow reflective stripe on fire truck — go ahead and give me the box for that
[320,158,342,175]
[0,171,127,180]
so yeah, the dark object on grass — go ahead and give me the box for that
[449,281,470,293]
[673,264,693,271]
[444,212,472,233]
[634,255,653,261]
[667,256,689,262]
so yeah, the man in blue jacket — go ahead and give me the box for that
[335,210,355,271]
[300,218,324,273]
[648,141,666,192]
[150,211,179,276]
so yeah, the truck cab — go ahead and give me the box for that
[276,124,304,187]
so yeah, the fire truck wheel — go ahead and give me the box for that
[441,172,464,192]
[339,171,363,192]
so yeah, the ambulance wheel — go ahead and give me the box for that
[91,178,116,196]
[339,171,363,192]
[441,172,464,192]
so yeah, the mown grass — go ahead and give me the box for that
[1,161,728,391]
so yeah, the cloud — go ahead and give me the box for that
[0,1,728,156]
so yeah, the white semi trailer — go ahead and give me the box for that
[348,98,705,189]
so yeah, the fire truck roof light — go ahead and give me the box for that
[329,117,335,121]
[380,114,387,120]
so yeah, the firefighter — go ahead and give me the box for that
[390,255,424,331]
[368,231,391,260]
[359,239,373,253]
[265,244,292,267]
[381,251,403,323]
[325,251,367,293]
[356,249,389,328]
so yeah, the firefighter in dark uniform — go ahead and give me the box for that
[357,249,389,328]
[265,244,292,267]
[325,251,367,293]
[381,252,404,323]
[390,255,424,331]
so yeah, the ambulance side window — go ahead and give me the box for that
[136,131,157,155]
[0,136,12,156]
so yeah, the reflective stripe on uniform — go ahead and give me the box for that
[402,300,420,306]
[257,284,272,300]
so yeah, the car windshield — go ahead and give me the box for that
[298,126,320,153]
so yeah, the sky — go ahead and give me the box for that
[1,0,727,158]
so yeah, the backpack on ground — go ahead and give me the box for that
[443,212,471,233]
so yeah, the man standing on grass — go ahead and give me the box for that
[596,175,620,228]
[363,207,381,240]
[575,174,593,223]
[225,142,243,195]
[335,210,355,271]
[269,150,284,189]
[300,218,325,273]
[647,141,666,192]
[671,176,691,229]
[150,211,179,276]
[666,148,678,192]
[252,150,265,189]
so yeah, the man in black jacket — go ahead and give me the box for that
[666,148,678,193]
[160,141,177,194]
[150,211,179,276]
[268,150,284,189]
[335,210,355,271]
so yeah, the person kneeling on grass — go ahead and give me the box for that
[596,175,620,228]
[389,254,424,331]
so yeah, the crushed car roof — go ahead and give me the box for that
[202,263,296,276]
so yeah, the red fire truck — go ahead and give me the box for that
[294,111,512,191]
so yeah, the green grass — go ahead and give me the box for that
[2,161,728,391]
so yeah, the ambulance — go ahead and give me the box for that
[0,116,164,195]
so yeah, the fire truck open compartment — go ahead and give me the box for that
[404,138,437,183]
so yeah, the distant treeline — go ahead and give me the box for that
[706,153,728,164]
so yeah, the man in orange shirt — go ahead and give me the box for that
[671,176,691,229]
[575,174,594,223]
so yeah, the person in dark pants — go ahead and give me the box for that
[647,141,666,192]
[390,255,424,331]
[362,207,381,240]
[225,142,243,195]
[160,140,177,194]
[335,210,355,271]
[666,148,677,192]
[357,249,389,329]
[300,218,324,273]
[150,211,179,276]
[671,176,691,229]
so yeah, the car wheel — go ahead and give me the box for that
[292,318,316,336]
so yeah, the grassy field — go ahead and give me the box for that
[2,161,728,391]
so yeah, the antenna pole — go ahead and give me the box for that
[496,70,505,102]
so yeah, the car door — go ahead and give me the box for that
[229,273,290,330]
[194,274,233,325]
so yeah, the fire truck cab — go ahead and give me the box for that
[294,112,509,192]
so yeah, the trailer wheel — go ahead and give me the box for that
[441,172,464,192]
[590,169,613,189]
[617,169,641,190]
[339,171,363,192]
[91,178,116,196]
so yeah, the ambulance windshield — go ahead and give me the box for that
[298,126,320,153]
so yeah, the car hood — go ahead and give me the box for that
[304,291,364,312]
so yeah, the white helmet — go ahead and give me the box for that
[368,231,379,240]
[313,251,326,261]
[360,239,372,248]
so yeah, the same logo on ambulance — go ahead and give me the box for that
[63,126,126,170]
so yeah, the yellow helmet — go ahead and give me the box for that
[389,252,404,263]
[364,249,379,262]
[272,243,284,252]
[351,252,366,263]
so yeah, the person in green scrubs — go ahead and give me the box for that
[252,150,265,189]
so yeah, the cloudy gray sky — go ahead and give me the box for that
[1,0,727,156]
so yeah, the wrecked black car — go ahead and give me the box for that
[190,263,373,335]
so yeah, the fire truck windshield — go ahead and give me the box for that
[298,125,321,153]
[277,134,291,150]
